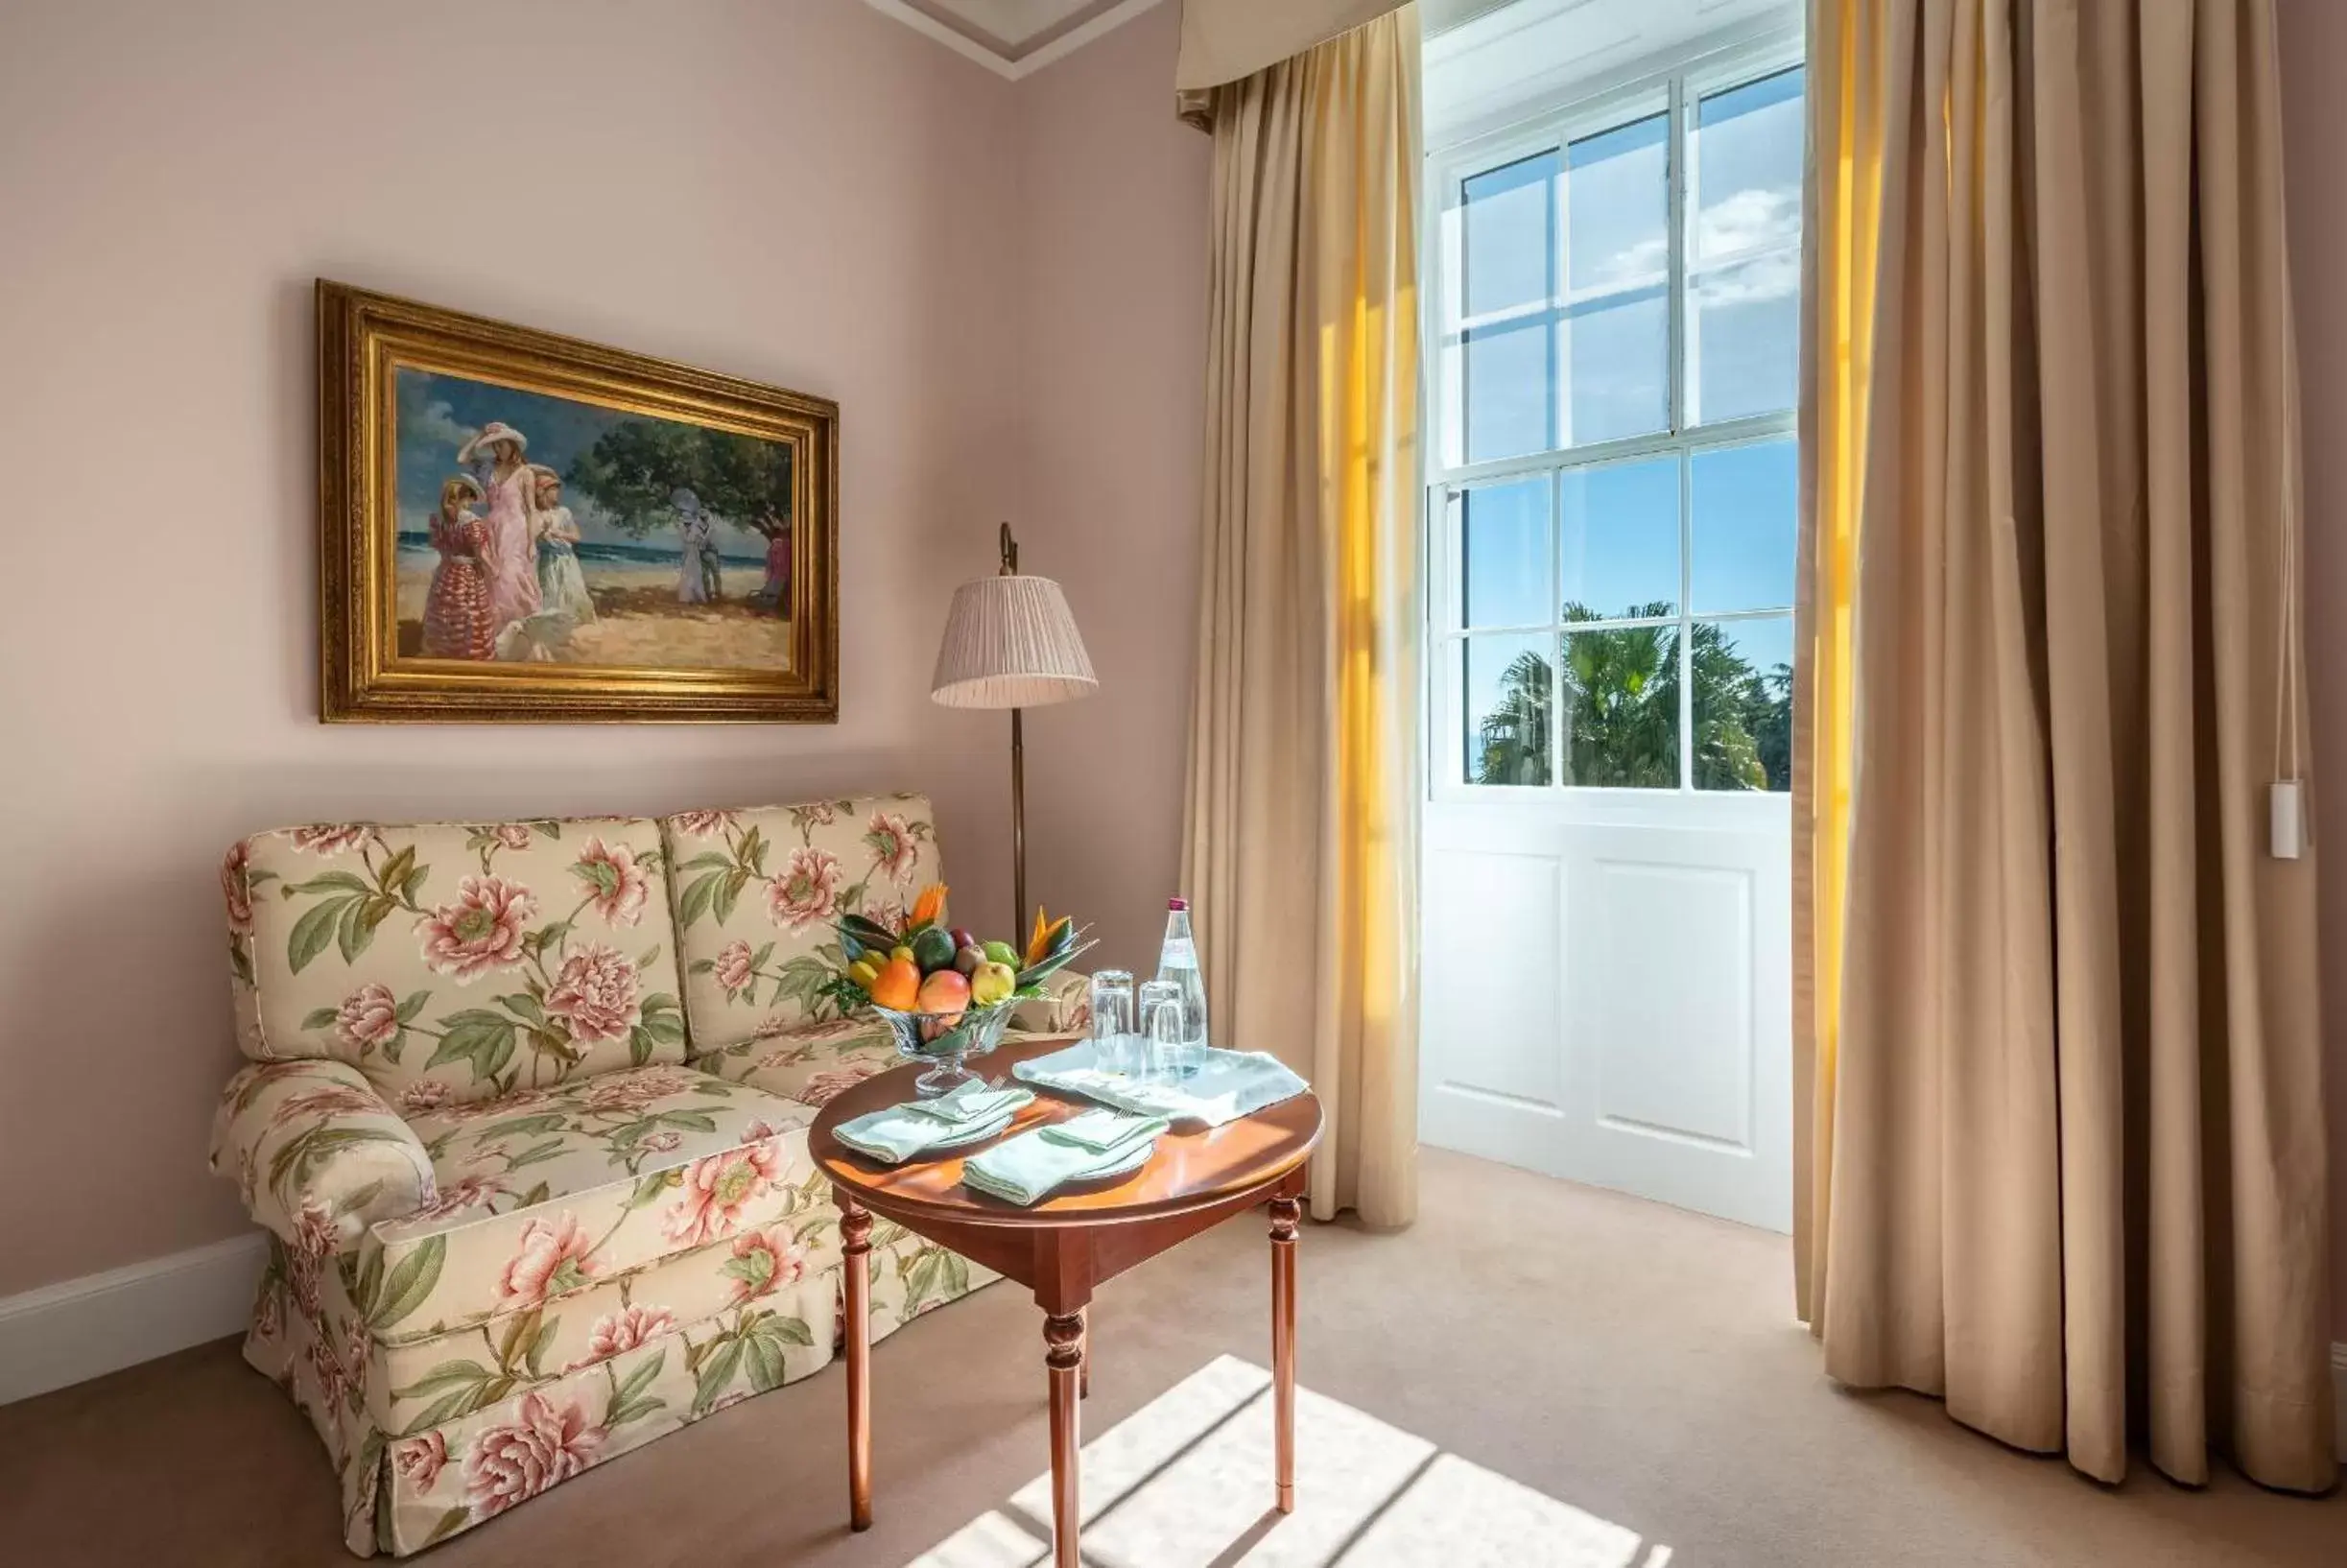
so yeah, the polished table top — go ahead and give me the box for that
[810,1033,1324,1230]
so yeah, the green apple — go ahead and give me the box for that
[970,961,1017,1008]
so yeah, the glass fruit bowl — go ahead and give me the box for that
[869,1000,1017,1097]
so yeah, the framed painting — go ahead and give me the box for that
[318,280,839,722]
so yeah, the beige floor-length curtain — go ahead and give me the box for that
[1795,0,2335,1490]
[1177,8,1421,1227]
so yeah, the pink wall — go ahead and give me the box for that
[1011,4,1213,971]
[0,0,1031,1295]
[2277,0,2347,1340]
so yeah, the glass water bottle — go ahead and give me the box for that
[1153,896,1209,1070]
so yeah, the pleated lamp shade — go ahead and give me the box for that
[929,574,1098,709]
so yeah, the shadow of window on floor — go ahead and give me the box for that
[906,1354,1672,1568]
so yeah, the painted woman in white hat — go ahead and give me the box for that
[456,420,542,641]
[530,465,596,624]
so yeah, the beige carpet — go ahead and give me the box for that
[0,1149,2335,1566]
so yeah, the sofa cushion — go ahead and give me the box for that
[661,795,943,1057]
[229,818,688,1107]
[696,1011,1093,1109]
[354,1064,818,1345]
[694,1018,906,1106]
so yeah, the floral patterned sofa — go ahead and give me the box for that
[209,795,1076,1556]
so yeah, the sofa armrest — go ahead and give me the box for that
[1010,969,1091,1035]
[210,1060,436,1253]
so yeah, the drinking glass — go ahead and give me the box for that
[1138,980,1194,1081]
[1088,970,1136,1076]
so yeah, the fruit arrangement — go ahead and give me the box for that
[834,885,1086,1059]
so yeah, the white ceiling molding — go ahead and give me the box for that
[863,0,1169,80]
[1425,0,1799,149]
[1421,0,1523,33]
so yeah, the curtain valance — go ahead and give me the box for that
[1174,0,1411,125]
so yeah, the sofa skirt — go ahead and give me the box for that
[247,1224,993,1556]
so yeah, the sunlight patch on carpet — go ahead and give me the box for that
[906,1354,1671,1567]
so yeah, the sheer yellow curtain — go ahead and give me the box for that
[1796,0,2335,1490]
[1790,0,1881,1331]
[1179,8,1421,1226]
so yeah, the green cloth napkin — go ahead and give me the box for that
[1040,1107,1169,1153]
[901,1081,1031,1127]
[962,1112,1167,1206]
[834,1088,1031,1164]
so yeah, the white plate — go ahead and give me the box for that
[1059,1136,1157,1185]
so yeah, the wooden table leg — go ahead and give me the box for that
[838,1191,873,1532]
[1269,1195,1299,1514]
[1043,1311,1085,1567]
[1079,1307,1090,1399]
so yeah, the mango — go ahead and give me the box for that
[916,968,971,1018]
[869,957,920,1011]
[970,961,1016,1008]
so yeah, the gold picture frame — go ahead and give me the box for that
[318,280,839,723]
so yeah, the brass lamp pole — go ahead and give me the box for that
[1001,524,1029,928]
[928,523,1098,935]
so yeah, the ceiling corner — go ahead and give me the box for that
[862,0,1168,81]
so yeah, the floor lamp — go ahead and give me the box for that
[930,524,1098,935]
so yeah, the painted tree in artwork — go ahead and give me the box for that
[564,419,794,540]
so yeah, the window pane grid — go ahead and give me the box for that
[1676,415,1694,785]
[1438,603,1790,645]
[1431,47,1803,797]
[1665,74,1689,445]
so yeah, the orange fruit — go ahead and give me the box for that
[870,957,921,1010]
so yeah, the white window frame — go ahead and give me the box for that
[1423,26,1805,822]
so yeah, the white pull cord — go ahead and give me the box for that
[2270,309,2308,860]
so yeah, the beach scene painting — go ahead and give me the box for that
[320,282,838,723]
[395,368,795,672]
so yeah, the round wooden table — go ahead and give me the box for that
[809,1033,1324,1567]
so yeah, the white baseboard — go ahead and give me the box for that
[0,1232,267,1405]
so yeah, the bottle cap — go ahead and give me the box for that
[1168,896,1188,911]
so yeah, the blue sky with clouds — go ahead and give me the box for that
[1451,65,1805,783]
